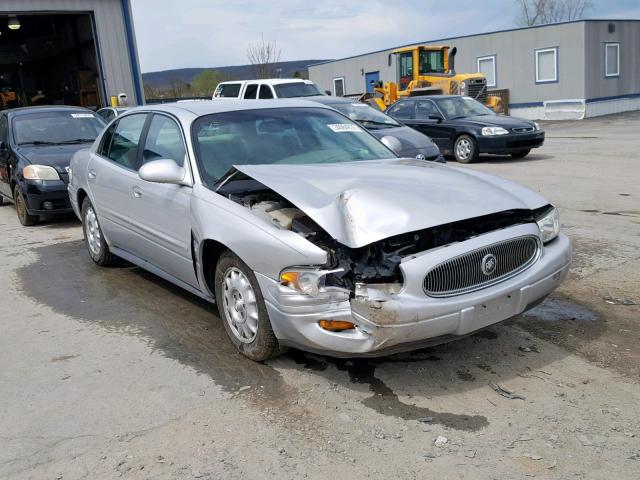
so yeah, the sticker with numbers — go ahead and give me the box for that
[327,124,363,133]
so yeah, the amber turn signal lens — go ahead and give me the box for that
[280,271,300,285]
[318,320,355,331]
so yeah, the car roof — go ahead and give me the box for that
[218,78,314,86]
[125,99,333,117]
[6,105,96,117]
[307,96,356,106]
[399,95,462,101]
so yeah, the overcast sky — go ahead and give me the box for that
[130,0,640,72]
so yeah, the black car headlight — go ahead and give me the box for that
[536,207,560,243]
[23,165,61,180]
[481,126,509,136]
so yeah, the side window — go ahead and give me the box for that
[98,109,115,122]
[142,115,186,166]
[258,85,274,99]
[107,114,147,170]
[415,100,439,119]
[99,123,115,157]
[244,84,258,99]
[388,102,415,120]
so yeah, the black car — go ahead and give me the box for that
[0,106,106,225]
[386,95,545,163]
[308,96,444,162]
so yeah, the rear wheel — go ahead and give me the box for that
[81,198,118,266]
[13,185,39,226]
[511,149,531,159]
[214,251,282,361]
[454,135,478,163]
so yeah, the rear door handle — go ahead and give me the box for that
[88,170,96,180]
[132,186,142,198]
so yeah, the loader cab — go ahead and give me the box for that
[393,45,453,88]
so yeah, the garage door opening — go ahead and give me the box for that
[0,13,104,111]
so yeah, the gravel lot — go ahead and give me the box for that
[1,111,639,479]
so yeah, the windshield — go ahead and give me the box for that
[331,102,400,130]
[419,49,445,74]
[435,97,495,119]
[273,82,322,98]
[13,111,105,145]
[192,107,394,185]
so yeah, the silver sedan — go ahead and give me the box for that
[68,100,571,361]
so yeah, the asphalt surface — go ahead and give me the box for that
[1,111,639,479]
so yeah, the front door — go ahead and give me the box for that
[365,71,379,93]
[0,114,12,198]
[131,113,196,287]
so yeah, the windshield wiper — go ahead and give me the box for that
[357,120,396,127]
[56,138,96,144]
[18,140,58,146]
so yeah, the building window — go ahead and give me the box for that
[535,47,558,84]
[605,43,620,77]
[477,55,497,88]
[333,77,345,96]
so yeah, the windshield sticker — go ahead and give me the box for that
[71,113,95,118]
[350,103,368,107]
[327,124,363,133]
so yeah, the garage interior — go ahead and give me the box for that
[0,13,103,110]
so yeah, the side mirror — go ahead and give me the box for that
[138,159,186,184]
[428,113,444,122]
[380,136,403,155]
[324,90,332,96]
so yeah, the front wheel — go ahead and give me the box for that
[81,198,118,266]
[214,251,282,361]
[453,135,478,163]
[13,185,39,226]
[511,149,531,159]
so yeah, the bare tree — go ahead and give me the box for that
[247,35,282,79]
[168,79,188,99]
[516,0,592,26]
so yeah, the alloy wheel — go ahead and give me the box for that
[85,206,102,256]
[456,138,472,161]
[222,267,259,343]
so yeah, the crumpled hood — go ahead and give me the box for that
[235,159,548,248]
[16,144,90,174]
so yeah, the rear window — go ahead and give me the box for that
[273,82,322,98]
[214,83,242,98]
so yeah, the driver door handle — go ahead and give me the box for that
[88,170,96,180]
[132,186,143,198]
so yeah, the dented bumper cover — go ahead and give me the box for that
[255,224,572,357]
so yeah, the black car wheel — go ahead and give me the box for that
[511,149,531,159]
[454,135,478,163]
[13,185,39,226]
[81,198,118,266]
[214,251,283,362]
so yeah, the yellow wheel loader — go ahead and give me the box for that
[369,45,501,112]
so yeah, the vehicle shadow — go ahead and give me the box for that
[477,153,554,163]
[16,239,604,432]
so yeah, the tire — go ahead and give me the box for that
[81,198,118,266]
[511,149,531,159]
[453,135,478,163]
[13,185,39,226]
[214,251,282,361]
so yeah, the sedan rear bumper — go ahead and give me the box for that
[256,225,571,357]
[477,131,545,154]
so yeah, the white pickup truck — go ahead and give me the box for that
[212,78,324,99]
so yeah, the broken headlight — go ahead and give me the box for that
[279,268,343,297]
[536,207,560,243]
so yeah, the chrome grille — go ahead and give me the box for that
[423,236,540,297]
[512,126,535,133]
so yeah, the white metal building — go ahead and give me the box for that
[0,0,144,109]
[309,20,640,120]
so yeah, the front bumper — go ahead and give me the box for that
[21,178,72,215]
[477,131,545,154]
[256,224,571,357]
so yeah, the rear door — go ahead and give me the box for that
[87,113,149,250]
[130,113,196,286]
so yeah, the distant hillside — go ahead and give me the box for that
[142,59,332,88]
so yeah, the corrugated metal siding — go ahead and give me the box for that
[311,22,592,105]
[584,21,640,101]
[1,0,140,105]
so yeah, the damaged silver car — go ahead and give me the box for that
[68,100,571,361]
